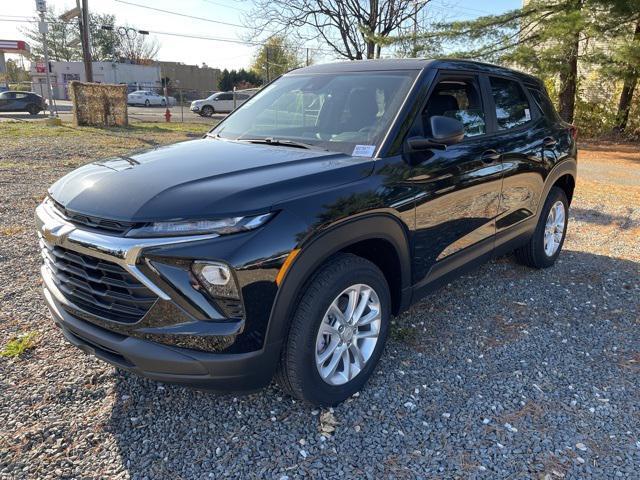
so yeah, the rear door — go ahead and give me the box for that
[485,76,549,241]
[408,71,504,288]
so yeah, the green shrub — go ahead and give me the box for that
[1,331,39,358]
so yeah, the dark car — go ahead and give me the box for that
[36,59,577,406]
[0,91,46,115]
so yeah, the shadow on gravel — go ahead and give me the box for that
[105,250,640,479]
[571,207,639,229]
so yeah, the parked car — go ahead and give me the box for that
[190,90,253,116]
[127,90,175,107]
[0,91,46,115]
[36,59,577,406]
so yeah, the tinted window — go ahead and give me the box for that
[15,93,28,99]
[490,77,532,130]
[217,93,233,101]
[528,88,558,120]
[424,77,486,138]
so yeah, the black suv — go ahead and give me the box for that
[36,59,577,406]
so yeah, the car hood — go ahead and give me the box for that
[49,138,373,222]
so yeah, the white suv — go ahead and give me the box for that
[190,91,253,116]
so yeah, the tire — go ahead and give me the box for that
[161,99,166,107]
[275,253,391,406]
[201,105,214,117]
[27,104,41,115]
[144,99,150,107]
[515,186,569,268]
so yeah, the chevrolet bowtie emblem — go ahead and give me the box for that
[41,223,75,245]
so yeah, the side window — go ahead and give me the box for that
[423,77,486,138]
[218,93,233,101]
[15,93,28,99]
[528,88,558,121]
[490,77,532,130]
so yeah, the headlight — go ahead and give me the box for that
[126,213,273,238]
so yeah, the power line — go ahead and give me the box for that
[200,0,249,12]
[113,0,250,29]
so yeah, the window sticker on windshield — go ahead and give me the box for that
[524,108,531,121]
[352,145,376,157]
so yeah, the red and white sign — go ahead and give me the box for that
[0,40,30,53]
[36,62,47,73]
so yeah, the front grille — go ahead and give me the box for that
[52,201,135,235]
[41,241,157,323]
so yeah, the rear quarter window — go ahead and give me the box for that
[528,88,560,121]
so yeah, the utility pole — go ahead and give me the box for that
[35,0,56,119]
[306,48,310,66]
[78,0,93,82]
[265,46,270,83]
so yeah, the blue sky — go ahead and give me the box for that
[2,0,520,69]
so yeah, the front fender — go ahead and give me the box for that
[264,212,413,348]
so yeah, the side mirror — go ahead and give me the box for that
[405,116,465,153]
[430,115,465,145]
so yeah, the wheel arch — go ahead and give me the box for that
[265,213,413,347]
[538,158,577,217]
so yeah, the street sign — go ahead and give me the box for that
[35,0,47,13]
[36,62,46,73]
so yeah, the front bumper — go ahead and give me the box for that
[35,198,301,388]
[44,286,281,390]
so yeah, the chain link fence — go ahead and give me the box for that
[2,81,258,124]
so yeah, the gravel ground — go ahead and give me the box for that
[1,125,639,479]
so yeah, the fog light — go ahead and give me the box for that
[192,261,240,301]
[200,264,230,286]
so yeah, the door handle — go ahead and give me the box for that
[480,149,501,163]
[543,136,558,147]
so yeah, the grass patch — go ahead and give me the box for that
[0,120,210,140]
[0,225,26,236]
[1,331,39,358]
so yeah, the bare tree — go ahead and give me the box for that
[245,0,431,60]
[117,29,160,65]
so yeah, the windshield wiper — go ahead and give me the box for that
[237,137,317,150]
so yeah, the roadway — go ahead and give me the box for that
[0,100,227,124]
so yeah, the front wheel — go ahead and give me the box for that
[144,99,150,107]
[201,105,214,117]
[515,186,569,268]
[276,254,390,406]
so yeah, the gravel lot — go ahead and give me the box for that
[1,124,638,479]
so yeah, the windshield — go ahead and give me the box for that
[212,70,418,156]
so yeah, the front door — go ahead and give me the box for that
[407,72,504,288]
[0,92,15,112]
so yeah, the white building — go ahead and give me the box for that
[30,61,161,100]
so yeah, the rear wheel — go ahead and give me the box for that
[201,105,214,117]
[27,104,41,115]
[515,186,569,268]
[276,254,390,406]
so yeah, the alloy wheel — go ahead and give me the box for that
[314,284,382,386]
[544,200,566,256]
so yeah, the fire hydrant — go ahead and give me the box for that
[164,108,172,122]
